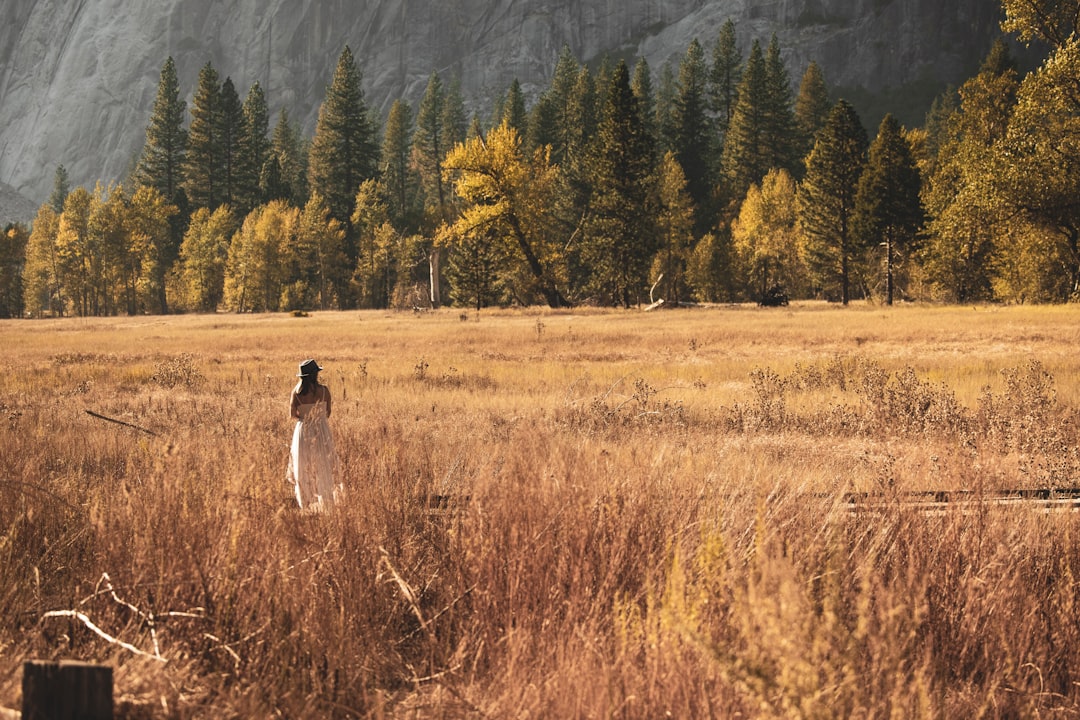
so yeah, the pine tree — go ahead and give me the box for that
[236,82,270,215]
[655,61,678,155]
[309,46,379,233]
[270,108,308,206]
[709,19,742,139]
[853,115,923,304]
[49,165,70,213]
[0,223,28,318]
[134,57,187,206]
[502,78,528,135]
[722,40,768,203]
[673,39,714,230]
[582,60,655,307]
[218,77,244,207]
[631,57,657,152]
[762,34,798,175]
[797,99,868,305]
[183,62,223,210]
[794,62,830,171]
[413,72,450,229]
[382,99,419,233]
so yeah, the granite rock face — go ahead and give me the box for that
[0,0,1004,222]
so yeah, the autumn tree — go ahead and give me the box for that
[442,122,569,307]
[177,205,236,312]
[994,7,1080,300]
[798,99,868,304]
[223,201,297,312]
[651,152,697,305]
[734,168,804,302]
[291,192,347,309]
[922,40,1017,302]
[22,205,63,316]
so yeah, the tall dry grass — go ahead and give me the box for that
[1,303,1079,718]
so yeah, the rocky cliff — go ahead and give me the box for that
[0,0,1007,224]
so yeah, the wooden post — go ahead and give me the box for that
[22,661,113,720]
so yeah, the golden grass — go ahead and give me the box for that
[1,301,1079,718]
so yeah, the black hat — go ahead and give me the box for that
[298,359,322,377]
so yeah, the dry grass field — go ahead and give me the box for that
[1,302,1079,718]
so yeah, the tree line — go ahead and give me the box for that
[2,0,1077,317]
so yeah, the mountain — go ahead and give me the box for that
[0,0,1009,225]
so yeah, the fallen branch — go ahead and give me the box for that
[41,610,166,662]
[84,409,157,436]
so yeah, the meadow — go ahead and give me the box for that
[1,302,1079,718]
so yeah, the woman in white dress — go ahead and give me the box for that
[287,359,337,509]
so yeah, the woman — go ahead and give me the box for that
[287,359,337,509]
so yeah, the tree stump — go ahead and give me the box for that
[22,661,113,720]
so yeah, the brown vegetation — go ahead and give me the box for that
[2,303,1079,718]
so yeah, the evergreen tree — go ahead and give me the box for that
[854,114,924,304]
[183,62,223,210]
[49,165,70,213]
[797,99,868,305]
[309,46,379,233]
[673,39,714,231]
[655,61,678,155]
[793,61,830,170]
[236,81,270,215]
[709,19,742,139]
[548,46,583,166]
[218,77,244,207]
[722,40,768,204]
[134,57,187,207]
[270,108,308,206]
[762,34,798,175]
[582,61,655,307]
[526,92,559,153]
[502,78,528,135]
[631,57,657,152]
[381,99,419,233]
[413,72,450,229]
[0,223,28,318]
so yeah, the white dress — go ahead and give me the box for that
[287,398,337,509]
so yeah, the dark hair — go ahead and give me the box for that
[297,373,318,396]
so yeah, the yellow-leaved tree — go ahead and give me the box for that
[441,122,570,308]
